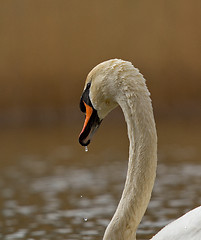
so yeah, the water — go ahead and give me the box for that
[0,120,200,239]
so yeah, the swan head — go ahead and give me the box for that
[78,58,148,146]
[79,59,125,146]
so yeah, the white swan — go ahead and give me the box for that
[78,59,201,240]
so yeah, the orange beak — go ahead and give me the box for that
[79,101,102,146]
[79,82,102,146]
[79,102,93,136]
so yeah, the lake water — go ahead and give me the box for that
[0,119,200,240]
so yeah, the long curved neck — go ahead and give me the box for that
[103,79,157,240]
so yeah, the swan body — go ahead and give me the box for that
[79,59,201,240]
[151,205,201,240]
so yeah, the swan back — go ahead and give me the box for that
[151,206,201,240]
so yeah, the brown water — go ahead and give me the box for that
[0,120,201,240]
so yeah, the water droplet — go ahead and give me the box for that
[84,218,88,222]
[85,146,88,152]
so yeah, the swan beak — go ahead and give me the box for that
[79,101,102,146]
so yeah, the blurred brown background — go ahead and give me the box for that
[0,2,201,238]
[0,0,201,126]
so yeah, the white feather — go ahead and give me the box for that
[84,59,201,240]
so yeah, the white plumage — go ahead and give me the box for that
[81,59,201,240]
[151,206,201,240]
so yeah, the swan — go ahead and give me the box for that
[78,59,201,240]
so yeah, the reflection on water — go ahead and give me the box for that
[0,121,200,240]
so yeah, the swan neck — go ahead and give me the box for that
[103,87,157,240]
